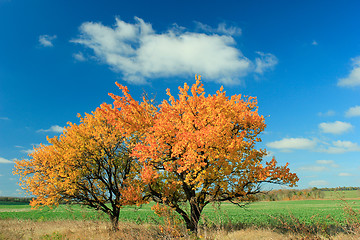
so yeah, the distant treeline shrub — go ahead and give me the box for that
[257,187,360,201]
[0,197,31,203]
[257,188,324,201]
[318,187,360,191]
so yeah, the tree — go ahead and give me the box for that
[104,76,299,233]
[14,108,144,230]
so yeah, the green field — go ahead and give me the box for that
[1,198,360,229]
[322,190,360,199]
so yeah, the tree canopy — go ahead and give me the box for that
[14,108,144,230]
[103,76,299,232]
[14,76,298,233]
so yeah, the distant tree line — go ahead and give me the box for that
[316,187,360,191]
[257,188,324,201]
[257,187,360,201]
[0,197,31,203]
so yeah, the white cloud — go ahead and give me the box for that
[338,57,360,87]
[268,136,360,154]
[39,34,57,47]
[339,172,353,177]
[316,160,339,168]
[254,52,278,75]
[0,157,13,164]
[309,180,328,186]
[21,149,35,154]
[266,138,316,151]
[21,144,46,155]
[194,22,242,36]
[322,140,360,154]
[37,125,64,133]
[346,106,360,117]
[298,166,328,172]
[319,121,353,134]
[318,110,335,117]
[312,40,318,46]
[0,117,9,120]
[298,160,338,172]
[265,151,275,157]
[333,140,358,149]
[73,52,86,61]
[72,17,277,85]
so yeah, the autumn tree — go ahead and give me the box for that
[14,108,144,230]
[104,75,299,233]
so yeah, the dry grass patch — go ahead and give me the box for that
[0,219,158,240]
[1,219,360,240]
[215,228,294,240]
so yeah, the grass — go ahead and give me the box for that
[322,190,360,199]
[0,218,359,240]
[0,219,160,240]
[1,193,360,239]
[0,203,163,223]
[211,200,360,225]
[0,218,310,240]
[1,199,360,227]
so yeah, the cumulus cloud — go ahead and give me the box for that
[268,136,360,154]
[37,125,64,133]
[0,157,13,164]
[339,172,353,177]
[318,110,335,117]
[194,22,242,36]
[21,144,44,155]
[298,160,338,172]
[39,34,57,47]
[254,52,278,75]
[298,166,329,172]
[72,17,277,85]
[316,160,339,168]
[309,180,328,186]
[338,57,360,87]
[319,121,353,134]
[73,52,86,61]
[21,149,35,154]
[346,106,360,117]
[266,138,316,151]
[322,140,360,154]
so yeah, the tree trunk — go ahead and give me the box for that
[185,217,199,234]
[109,210,120,231]
[188,201,202,234]
[174,202,202,235]
[177,201,202,234]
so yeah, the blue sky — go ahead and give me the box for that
[1,0,360,196]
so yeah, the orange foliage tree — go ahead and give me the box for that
[14,108,144,230]
[103,75,299,233]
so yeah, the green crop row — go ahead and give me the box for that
[1,199,360,229]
